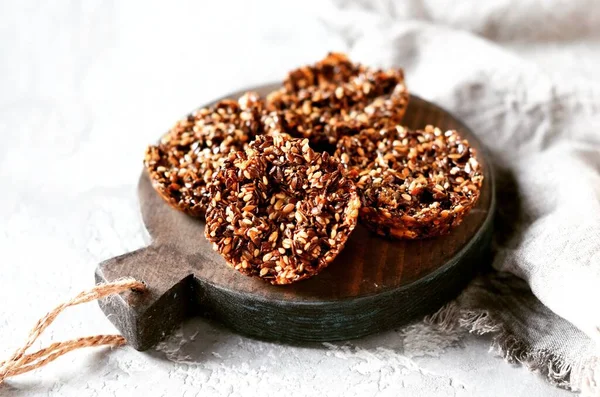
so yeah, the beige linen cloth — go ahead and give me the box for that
[320,0,600,393]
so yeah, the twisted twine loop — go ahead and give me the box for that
[0,278,145,383]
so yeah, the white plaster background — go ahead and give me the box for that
[2,1,597,395]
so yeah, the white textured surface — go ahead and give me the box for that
[0,1,592,396]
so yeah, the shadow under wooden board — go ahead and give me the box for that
[96,83,496,351]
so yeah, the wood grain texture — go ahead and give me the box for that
[95,84,495,351]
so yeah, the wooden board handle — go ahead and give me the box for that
[95,245,197,350]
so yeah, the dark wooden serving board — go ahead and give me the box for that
[96,84,495,351]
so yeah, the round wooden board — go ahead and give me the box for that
[96,84,495,351]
